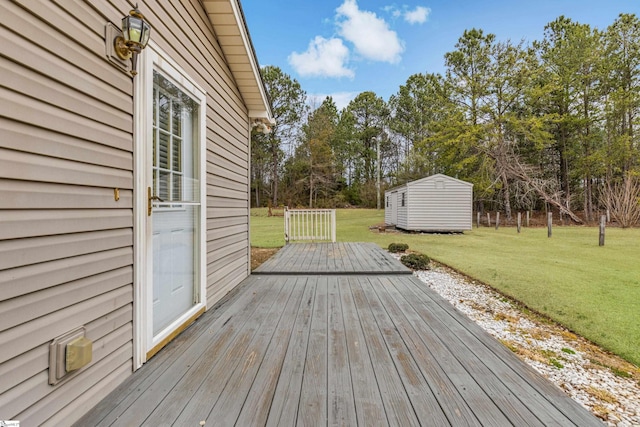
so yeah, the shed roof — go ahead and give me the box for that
[202,0,274,125]
[407,173,473,187]
[386,173,473,193]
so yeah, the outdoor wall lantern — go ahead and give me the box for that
[252,119,273,134]
[113,4,151,76]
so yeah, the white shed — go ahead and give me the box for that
[385,174,473,232]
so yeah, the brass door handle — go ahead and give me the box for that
[147,187,164,216]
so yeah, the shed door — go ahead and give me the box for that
[391,191,398,225]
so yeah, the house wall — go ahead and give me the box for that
[406,176,472,231]
[0,0,252,424]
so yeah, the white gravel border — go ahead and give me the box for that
[391,253,640,427]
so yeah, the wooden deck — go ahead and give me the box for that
[77,243,601,426]
[254,242,412,275]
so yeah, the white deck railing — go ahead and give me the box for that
[284,208,336,243]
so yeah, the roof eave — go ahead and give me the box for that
[202,0,274,124]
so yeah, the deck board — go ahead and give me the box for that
[360,276,469,426]
[298,275,329,426]
[235,277,309,426]
[379,276,531,426]
[337,276,388,426]
[115,276,288,426]
[208,276,305,426]
[400,277,602,427]
[86,275,278,427]
[253,242,412,275]
[371,276,481,426]
[76,243,602,427]
[349,277,421,427]
[169,276,293,426]
[327,278,357,426]
[265,278,315,427]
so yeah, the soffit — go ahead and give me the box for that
[202,0,273,123]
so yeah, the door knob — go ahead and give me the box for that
[147,187,164,216]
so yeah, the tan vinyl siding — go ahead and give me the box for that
[402,174,473,231]
[1,0,256,424]
[0,0,134,420]
[407,185,472,230]
[0,271,132,355]
[0,179,133,210]
[0,118,132,170]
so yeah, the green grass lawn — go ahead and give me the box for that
[251,208,640,366]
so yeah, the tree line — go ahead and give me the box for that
[251,14,640,226]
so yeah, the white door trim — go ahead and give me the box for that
[133,42,207,369]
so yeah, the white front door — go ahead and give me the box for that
[135,45,207,366]
[150,71,199,335]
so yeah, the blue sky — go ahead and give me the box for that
[241,0,638,109]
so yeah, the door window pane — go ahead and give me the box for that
[152,72,199,203]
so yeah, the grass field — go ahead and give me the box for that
[251,208,640,366]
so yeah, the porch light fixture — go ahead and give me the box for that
[252,119,272,134]
[113,4,151,76]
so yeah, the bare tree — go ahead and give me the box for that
[487,141,584,223]
[601,175,640,228]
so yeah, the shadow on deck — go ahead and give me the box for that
[76,243,601,426]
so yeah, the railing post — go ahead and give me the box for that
[331,210,336,242]
[284,206,290,244]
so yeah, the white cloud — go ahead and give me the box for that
[404,6,430,24]
[336,0,404,64]
[382,5,401,18]
[288,36,355,78]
